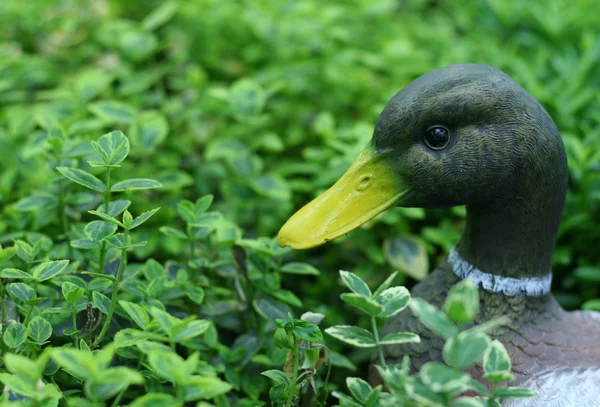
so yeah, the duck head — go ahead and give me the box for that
[278,64,567,279]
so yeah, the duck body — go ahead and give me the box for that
[278,64,600,405]
[376,264,600,406]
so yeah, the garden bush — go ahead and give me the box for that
[0,0,599,406]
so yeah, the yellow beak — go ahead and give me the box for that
[277,146,406,249]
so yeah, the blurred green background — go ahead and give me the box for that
[1,0,600,369]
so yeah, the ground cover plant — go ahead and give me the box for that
[0,0,599,405]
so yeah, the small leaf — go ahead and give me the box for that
[150,307,174,334]
[324,325,376,348]
[142,1,178,30]
[85,221,118,242]
[375,286,410,318]
[28,316,52,343]
[88,210,125,227]
[420,362,471,393]
[253,297,290,321]
[0,268,32,279]
[261,370,291,386]
[444,279,480,325]
[159,226,188,238]
[32,260,69,281]
[97,200,131,217]
[373,271,400,297]
[57,167,106,192]
[294,324,323,343]
[494,387,536,398]
[119,300,150,329]
[280,262,320,275]
[6,283,36,302]
[483,340,511,374]
[62,281,85,304]
[111,178,162,191]
[93,130,130,165]
[443,331,491,370]
[147,350,185,384]
[130,393,181,407]
[347,377,372,404]
[409,298,459,339]
[93,291,111,315]
[3,323,27,349]
[172,320,211,341]
[130,208,160,230]
[339,270,371,297]
[88,101,137,123]
[51,348,98,380]
[379,332,420,345]
[0,246,16,264]
[383,236,429,280]
[340,293,384,316]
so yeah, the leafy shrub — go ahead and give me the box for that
[0,0,599,405]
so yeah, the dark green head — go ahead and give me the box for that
[373,63,567,209]
[279,64,566,278]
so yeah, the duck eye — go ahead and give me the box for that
[424,126,450,150]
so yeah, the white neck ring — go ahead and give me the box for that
[448,248,552,296]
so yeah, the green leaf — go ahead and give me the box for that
[261,370,291,386]
[294,324,323,343]
[130,393,181,407]
[88,210,125,227]
[150,307,175,334]
[28,316,52,343]
[93,291,111,315]
[339,270,371,297]
[142,1,179,30]
[324,325,376,348]
[147,350,185,384]
[383,235,429,280]
[443,279,480,324]
[62,281,85,304]
[0,268,32,279]
[84,367,144,401]
[493,387,536,398]
[111,178,162,192]
[97,200,131,217]
[159,226,188,238]
[0,246,16,264]
[85,221,118,242]
[379,332,420,345]
[373,271,400,297]
[14,240,34,262]
[184,285,205,305]
[119,300,150,329]
[375,286,410,318]
[4,353,40,382]
[280,262,320,275]
[443,331,491,370]
[52,348,98,380]
[93,130,130,165]
[340,293,384,316]
[483,371,515,383]
[420,362,471,394]
[409,298,459,339]
[346,377,372,404]
[130,112,170,154]
[0,372,34,397]
[130,208,160,230]
[57,167,106,192]
[172,320,211,341]
[483,340,512,374]
[6,282,36,302]
[88,101,137,123]
[253,296,290,321]
[3,323,27,349]
[32,260,69,281]
[106,233,128,249]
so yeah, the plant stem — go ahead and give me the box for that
[57,179,73,259]
[94,234,126,347]
[285,342,299,407]
[98,168,112,274]
[72,309,78,345]
[1,280,6,358]
[371,317,386,367]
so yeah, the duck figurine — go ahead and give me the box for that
[277,64,600,406]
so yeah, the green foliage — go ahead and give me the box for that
[0,0,598,405]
